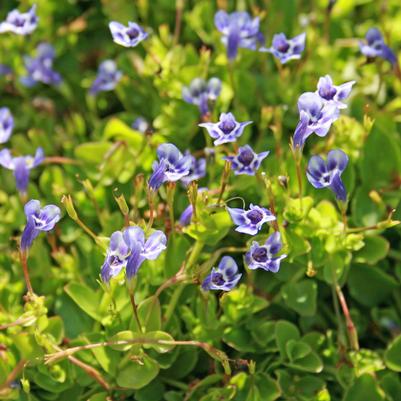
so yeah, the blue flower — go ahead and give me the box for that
[101,226,167,282]
[214,10,263,60]
[180,152,206,186]
[316,75,355,110]
[359,28,397,65]
[148,144,192,190]
[199,112,252,146]
[293,92,339,148]
[0,147,44,193]
[202,256,242,291]
[90,60,122,95]
[0,107,14,143]
[21,43,61,87]
[182,77,222,116]
[306,149,348,202]
[224,145,269,175]
[0,5,38,36]
[21,200,61,251]
[227,204,276,235]
[260,32,306,64]
[245,232,287,272]
[109,21,148,47]
[132,117,150,134]
[179,205,193,227]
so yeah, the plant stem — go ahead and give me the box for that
[335,284,359,351]
[218,161,231,205]
[19,250,33,294]
[173,0,185,45]
[127,281,143,333]
[291,144,303,211]
[166,182,176,229]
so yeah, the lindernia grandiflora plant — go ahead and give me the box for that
[4,2,401,398]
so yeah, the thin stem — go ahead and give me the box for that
[75,218,98,241]
[218,161,231,205]
[127,281,143,333]
[291,144,304,211]
[167,183,176,229]
[147,189,156,231]
[43,156,81,165]
[336,284,359,351]
[260,173,279,231]
[187,241,205,270]
[19,250,33,294]
[173,0,184,45]
[0,359,26,393]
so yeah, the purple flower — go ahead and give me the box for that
[293,92,339,148]
[21,200,61,251]
[0,5,38,36]
[182,77,222,116]
[224,145,269,175]
[132,117,150,134]
[316,75,355,110]
[90,60,122,95]
[359,28,397,65]
[101,226,167,282]
[201,256,242,291]
[180,152,206,186]
[179,205,193,226]
[0,147,44,193]
[227,204,276,235]
[109,21,148,47]
[260,32,306,64]
[148,144,192,190]
[0,107,14,143]
[214,10,264,60]
[306,149,348,202]
[199,112,252,146]
[21,43,61,87]
[245,232,287,272]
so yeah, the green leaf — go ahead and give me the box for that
[46,316,65,344]
[348,265,398,307]
[116,354,160,390]
[283,197,314,223]
[343,374,385,401]
[74,142,111,164]
[275,320,300,358]
[354,236,389,265]
[286,340,312,361]
[143,331,175,353]
[14,333,44,360]
[109,331,140,352]
[137,296,161,332]
[282,280,317,316]
[103,118,143,148]
[385,334,401,372]
[64,282,103,321]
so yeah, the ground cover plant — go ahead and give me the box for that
[1,0,401,400]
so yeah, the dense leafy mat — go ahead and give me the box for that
[1,1,401,400]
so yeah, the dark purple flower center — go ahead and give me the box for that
[276,40,290,53]
[252,247,268,263]
[127,27,139,40]
[13,17,26,27]
[211,272,225,286]
[109,255,125,267]
[247,209,263,224]
[237,148,254,166]
[319,86,337,100]
[219,119,236,135]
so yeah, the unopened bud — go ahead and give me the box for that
[113,189,129,216]
[61,195,78,220]
[369,190,382,205]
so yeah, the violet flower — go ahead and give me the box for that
[201,256,242,291]
[21,43,61,87]
[179,205,193,227]
[182,77,222,116]
[359,28,397,65]
[90,60,122,95]
[0,5,38,36]
[101,226,167,282]
[21,200,61,251]
[245,232,287,272]
[180,152,206,186]
[306,149,348,201]
[316,75,355,110]
[0,147,44,193]
[132,117,150,134]
[109,21,148,47]
[260,32,306,64]
[0,107,14,143]
[227,204,276,235]
[199,112,252,146]
[214,10,264,60]
[224,145,269,175]
[293,92,339,148]
[148,143,192,190]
